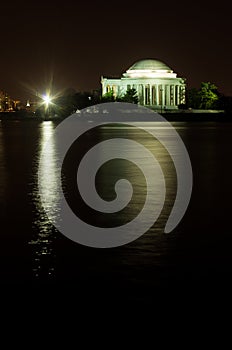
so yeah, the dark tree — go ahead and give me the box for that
[216,94,232,114]
[184,83,219,110]
[101,89,115,103]
[185,88,201,109]
[198,82,219,109]
[116,88,138,104]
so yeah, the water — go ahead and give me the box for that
[0,119,232,304]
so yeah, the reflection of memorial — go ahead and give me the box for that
[101,59,186,110]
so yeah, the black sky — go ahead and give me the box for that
[1,1,231,102]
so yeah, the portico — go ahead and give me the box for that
[101,59,186,110]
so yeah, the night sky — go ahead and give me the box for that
[1,1,231,102]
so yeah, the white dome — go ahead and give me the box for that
[123,59,176,78]
[128,59,172,71]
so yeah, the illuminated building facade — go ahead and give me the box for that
[101,59,186,110]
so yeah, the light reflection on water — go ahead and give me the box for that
[28,121,180,279]
[29,121,59,281]
[0,119,230,298]
[94,125,177,232]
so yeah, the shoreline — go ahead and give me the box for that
[0,111,231,122]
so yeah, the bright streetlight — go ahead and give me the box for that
[42,92,53,120]
[42,93,52,109]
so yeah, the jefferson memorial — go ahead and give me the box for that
[101,59,186,110]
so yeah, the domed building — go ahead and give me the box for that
[101,59,186,110]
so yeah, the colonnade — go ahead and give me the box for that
[104,82,185,107]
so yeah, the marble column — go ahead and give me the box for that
[177,85,180,105]
[166,85,170,106]
[156,85,159,105]
[142,84,146,106]
[152,85,156,105]
[149,84,152,105]
[162,85,165,107]
[173,85,176,106]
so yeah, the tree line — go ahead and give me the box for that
[181,82,232,113]
[35,87,138,118]
[35,83,232,119]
